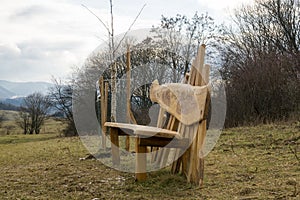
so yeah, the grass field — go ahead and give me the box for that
[0,110,66,136]
[0,120,299,199]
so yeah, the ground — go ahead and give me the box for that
[0,115,299,199]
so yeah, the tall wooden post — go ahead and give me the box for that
[125,45,131,151]
[99,77,107,150]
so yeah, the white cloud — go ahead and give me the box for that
[0,43,21,58]
[198,0,253,10]
[0,0,159,82]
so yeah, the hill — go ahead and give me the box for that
[0,80,53,99]
[0,85,15,99]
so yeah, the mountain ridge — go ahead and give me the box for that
[0,80,53,99]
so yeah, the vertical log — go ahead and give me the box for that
[171,123,184,174]
[158,116,178,167]
[194,44,206,86]
[100,77,107,149]
[110,128,120,166]
[103,82,109,149]
[125,45,131,151]
[151,108,166,163]
[135,138,147,181]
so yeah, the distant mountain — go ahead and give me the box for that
[1,97,24,107]
[0,101,19,111]
[0,85,15,99]
[0,80,53,99]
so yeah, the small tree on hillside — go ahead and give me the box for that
[0,113,5,129]
[48,78,77,136]
[15,109,30,134]
[16,93,51,134]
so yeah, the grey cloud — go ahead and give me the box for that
[0,39,83,81]
[10,5,54,20]
[17,39,84,54]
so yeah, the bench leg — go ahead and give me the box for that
[110,128,120,166]
[135,138,147,181]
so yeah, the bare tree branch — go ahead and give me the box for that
[81,4,111,35]
[114,3,147,53]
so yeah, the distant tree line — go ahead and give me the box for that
[0,102,19,111]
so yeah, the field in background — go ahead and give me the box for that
[0,110,66,136]
[0,118,299,199]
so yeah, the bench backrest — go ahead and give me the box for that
[150,44,210,186]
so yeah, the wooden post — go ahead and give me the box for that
[135,138,147,181]
[125,45,131,151]
[110,128,120,166]
[184,44,208,185]
[194,44,206,86]
[99,77,107,149]
[197,120,207,187]
[151,108,166,163]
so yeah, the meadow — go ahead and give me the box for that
[0,111,299,199]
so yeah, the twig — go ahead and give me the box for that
[114,3,147,53]
[81,4,111,35]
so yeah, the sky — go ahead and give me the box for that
[0,0,253,82]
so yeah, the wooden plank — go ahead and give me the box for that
[186,123,199,183]
[139,137,189,148]
[195,44,206,86]
[105,122,181,139]
[183,44,207,184]
[151,107,166,163]
[135,138,147,181]
[161,114,180,167]
[157,108,166,128]
[103,82,109,149]
[157,115,174,167]
[182,145,191,177]
[198,158,204,187]
[171,123,184,174]
[110,128,120,166]
[203,65,211,120]
[197,120,207,186]
[189,59,197,85]
[202,64,210,85]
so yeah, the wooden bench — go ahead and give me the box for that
[105,44,210,185]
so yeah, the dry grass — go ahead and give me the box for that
[0,120,299,199]
[0,110,66,135]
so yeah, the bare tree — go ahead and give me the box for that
[219,0,300,126]
[151,12,218,75]
[16,93,51,134]
[15,109,30,134]
[82,1,146,122]
[48,78,77,136]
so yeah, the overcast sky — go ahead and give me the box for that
[0,0,253,82]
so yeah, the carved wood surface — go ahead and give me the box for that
[150,81,208,126]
